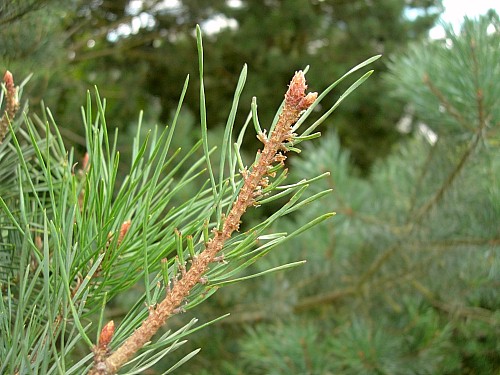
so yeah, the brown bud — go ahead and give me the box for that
[99,320,115,347]
[117,220,131,246]
[3,70,18,113]
[298,92,318,111]
[3,71,14,88]
[285,71,317,112]
[1,70,19,142]
[82,152,89,171]
[35,235,43,250]
[285,71,306,108]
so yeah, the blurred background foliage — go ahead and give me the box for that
[2,0,442,172]
[2,1,499,374]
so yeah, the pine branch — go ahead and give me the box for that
[353,33,492,290]
[423,74,471,130]
[88,71,317,375]
[413,29,490,219]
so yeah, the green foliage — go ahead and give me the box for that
[0,26,377,372]
[387,11,500,138]
[2,6,498,375]
[1,0,442,171]
[239,320,332,375]
[174,14,500,375]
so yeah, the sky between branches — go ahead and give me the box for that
[119,0,499,41]
[429,0,499,38]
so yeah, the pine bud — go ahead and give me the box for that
[286,71,317,112]
[117,220,131,246]
[99,320,115,348]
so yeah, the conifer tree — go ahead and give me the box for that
[1,0,442,171]
[0,26,378,373]
[183,13,499,375]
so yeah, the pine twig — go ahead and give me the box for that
[88,71,317,375]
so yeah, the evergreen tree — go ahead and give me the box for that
[180,13,499,375]
[1,0,442,171]
[141,0,443,170]
[0,26,377,373]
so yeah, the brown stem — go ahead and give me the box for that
[88,71,317,374]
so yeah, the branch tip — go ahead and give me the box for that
[1,70,20,142]
[88,69,317,374]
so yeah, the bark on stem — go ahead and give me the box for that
[89,71,317,375]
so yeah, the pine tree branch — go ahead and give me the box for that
[290,234,500,316]
[218,286,359,324]
[414,118,485,222]
[353,133,483,293]
[88,71,317,375]
[293,287,358,312]
[423,74,472,131]
[416,35,489,221]
[358,43,491,288]
[410,280,498,325]
[407,140,438,216]
[427,297,498,325]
